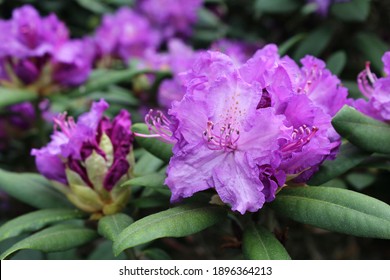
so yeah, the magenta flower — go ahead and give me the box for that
[31,100,134,215]
[137,0,203,39]
[352,52,390,121]
[94,7,160,62]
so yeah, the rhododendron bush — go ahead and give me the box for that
[0,0,389,260]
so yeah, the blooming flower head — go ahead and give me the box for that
[211,39,260,66]
[0,5,92,90]
[31,100,134,217]
[137,0,203,39]
[352,52,390,122]
[145,45,347,214]
[94,7,160,63]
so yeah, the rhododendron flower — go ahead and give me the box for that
[137,0,203,39]
[31,100,134,216]
[352,52,390,122]
[94,7,160,62]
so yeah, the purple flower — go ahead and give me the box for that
[94,7,160,62]
[352,52,390,121]
[137,0,203,39]
[211,39,260,66]
[31,100,134,215]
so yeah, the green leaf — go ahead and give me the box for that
[308,142,371,186]
[346,172,376,191]
[0,208,85,243]
[331,0,370,22]
[142,248,171,260]
[0,169,72,209]
[133,151,164,176]
[0,88,38,108]
[254,0,300,15]
[243,224,291,260]
[271,186,390,239]
[1,224,98,260]
[279,33,306,56]
[326,51,347,76]
[98,213,133,242]
[113,204,227,255]
[76,0,112,14]
[354,32,389,73]
[132,123,173,163]
[293,26,334,60]
[68,68,165,97]
[121,173,170,195]
[332,106,390,154]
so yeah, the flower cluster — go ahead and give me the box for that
[146,44,348,214]
[352,52,390,122]
[0,5,93,91]
[31,100,134,217]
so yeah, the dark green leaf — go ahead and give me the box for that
[331,0,370,22]
[87,240,126,260]
[293,26,334,60]
[76,0,112,14]
[243,224,291,260]
[133,151,164,176]
[121,173,170,195]
[343,80,364,99]
[271,186,390,239]
[113,204,227,255]
[355,32,389,73]
[1,224,98,259]
[0,88,38,108]
[132,123,173,163]
[346,172,376,191]
[0,169,72,209]
[308,142,371,186]
[332,106,390,154]
[326,51,347,76]
[0,208,85,243]
[98,213,133,242]
[254,0,300,15]
[142,248,171,260]
[278,33,306,56]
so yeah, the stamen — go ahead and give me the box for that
[144,109,175,144]
[202,120,240,151]
[357,62,377,98]
[53,112,76,137]
[281,125,318,156]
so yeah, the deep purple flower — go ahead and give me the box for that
[94,7,160,62]
[31,100,134,215]
[137,0,203,39]
[352,52,390,121]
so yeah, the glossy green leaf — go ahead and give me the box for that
[0,169,72,209]
[0,208,85,243]
[346,172,376,191]
[1,224,98,260]
[121,173,169,195]
[271,186,390,239]
[331,0,370,22]
[332,106,390,154]
[355,32,389,73]
[98,213,134,242]
[293,26,334,60]
[326,51,347,75]
[243,224,291,260]
[132,123,173,163]
[0,88,38,108]
[76,0,112,14]
[113,204,227,255]
[308,142,371,186]
[133,151,164,176]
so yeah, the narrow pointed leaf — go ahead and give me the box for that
[332,106,390,154]
[113,204,227,255]
[331,0,370,22]
[121,173,170,195]
[0,209,85,243]
[271,186,390,239]
[0,169,72,209]
[0,88,38,108]
[243,224,291,260]
[293,26,334,60]
[0,224,98,260]
[132,123,173,163]
[308,142,371,185]
[354,32,389,72]
[98,213,134,241]
[326,51,347,75]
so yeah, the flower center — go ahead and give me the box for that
[203,120,240,151]
[280,125,318,156]
[358,62,377,98]
[298,63,322,94]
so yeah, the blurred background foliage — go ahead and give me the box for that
[0,0,389,259]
